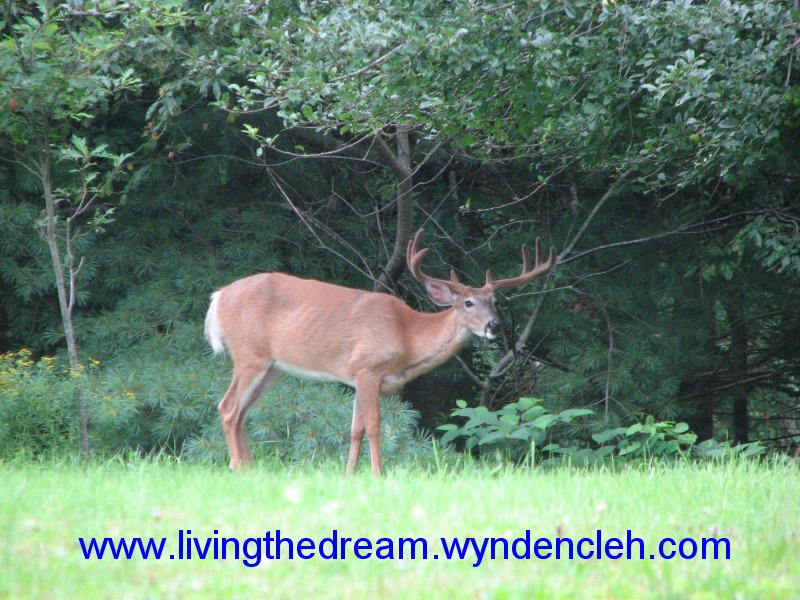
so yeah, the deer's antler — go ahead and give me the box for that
[484,238,556,291]
[406,229,467,292]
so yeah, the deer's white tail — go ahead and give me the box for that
[204,291,226,354]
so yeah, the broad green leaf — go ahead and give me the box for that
[592,428,627,444]
[618,441,642,456]
[70,135,89,155]
[558,408,594,420]
[500,414,520,426]
[441,428,463,445]
[626,423,643,437]
[478,431,506,446]
[530,414,557,429]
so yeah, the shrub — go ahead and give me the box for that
[0,346,440,468]
[183,378,439,469]
[87,355,222,457]
[437,397,760,466]
[437,397,594,463]
[0,349,79,458]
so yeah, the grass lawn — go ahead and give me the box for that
[1,458,798,598]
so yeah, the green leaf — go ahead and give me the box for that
[530,414,557,430]
[618,441,642,456]
[595,446,616,457]
[592,428,626,444]
[509,428,532,440]
[521,406,547,421]
[477,431,507,446]
[500,414,520,426]
[626,423,643,437]
[516,397,538,410]
[558,408,594,420]
[70,135,89,155]
[440,428,463,445]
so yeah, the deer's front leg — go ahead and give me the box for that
[346,396,365,475]
[346,375,382,475]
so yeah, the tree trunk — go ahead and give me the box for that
[41,150,90,458]
[728,304,750,444]
[282,126,416,293]
[682,274,716,441]
[374,128,414,292]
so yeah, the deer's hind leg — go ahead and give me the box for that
[218,363,282,469]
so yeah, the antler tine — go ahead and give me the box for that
[485,237,557,291]
[406,228,429,283]
[406,228,465,289]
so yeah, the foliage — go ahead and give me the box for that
[438,397,767,466]
[438,397,593,461]
[0,349,80,457]
[588,416,699,462]
[732,211,800,275]
[183,378,435,468]
[136,0,798,188]
[0,345,438,468]
[693,437,767,460]
[0,3,140,143]
[0,1,147,454]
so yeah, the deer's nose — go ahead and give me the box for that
[487,319,501,336]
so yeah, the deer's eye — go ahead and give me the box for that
[465,299,475,308]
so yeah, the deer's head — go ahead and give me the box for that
[406,229,556,340]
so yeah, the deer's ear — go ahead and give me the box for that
[425,280,457,306]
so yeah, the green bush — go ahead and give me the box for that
[90,344,439,466]
[437,397,594,462]
[437,397,762,466]
[0,349,79,458]
[2,346,764,469]
[0,346,440,468]
[183,378,438,469]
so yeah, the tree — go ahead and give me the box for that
[0,1,140,455]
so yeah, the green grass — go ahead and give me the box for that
[1,458,798,599]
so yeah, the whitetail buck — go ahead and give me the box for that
[204,229,556,475]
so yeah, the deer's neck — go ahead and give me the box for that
[382,308,472,393]
[417,307,473,363]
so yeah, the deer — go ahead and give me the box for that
[204,228,556,475]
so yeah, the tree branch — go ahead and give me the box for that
[265,167,377,283]
[558,170,629,262]
[329,46,402,83]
